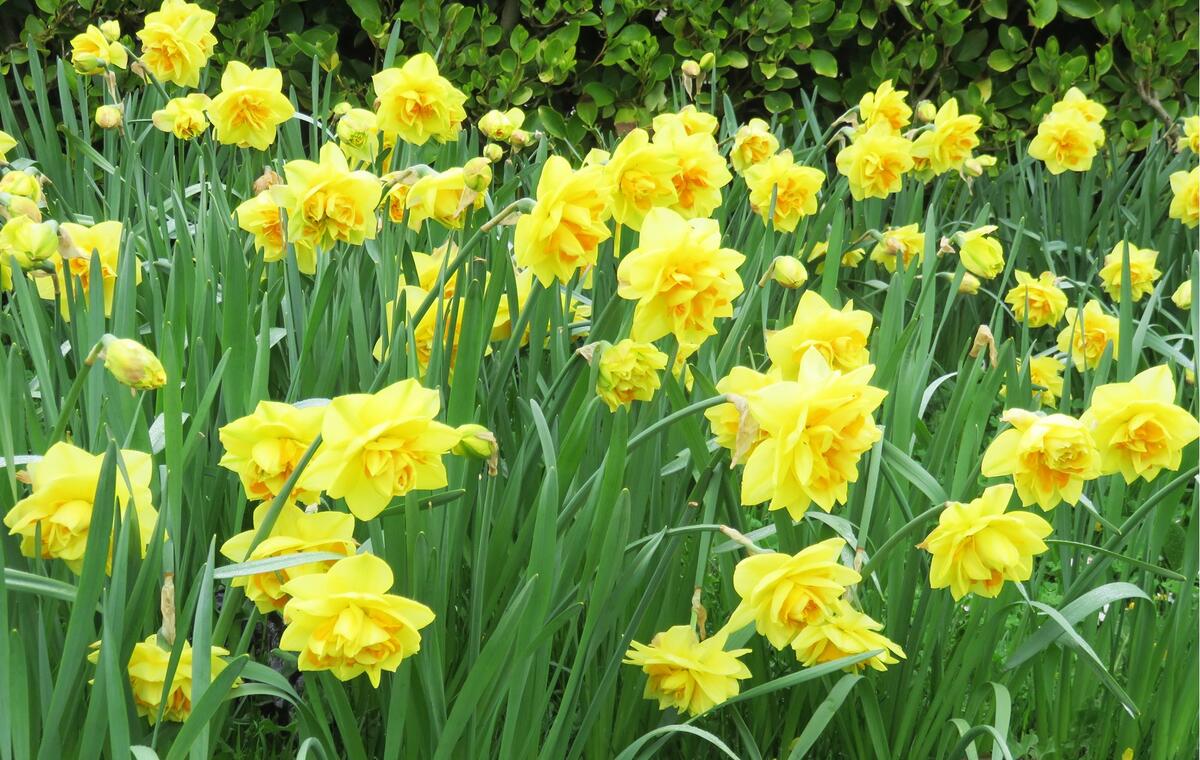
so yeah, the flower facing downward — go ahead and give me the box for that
[594,339,668,412]
[1097,241,1160,302]
[102,336,167,390]
[303,380,461,520]
[1169,167,1200,228]
[981,409,1101,510]
[730,118,779,173]
[791,600,906,672]
[622,626,752,716]
[136,0,217,87]
[0,215,57,289]
[605,128,679,230]
[91,637,229,723]
[1173,281,1192,310]
[207,61,295,150]
[218,400,326,504]
[514,155,612,287]
[70,24,128,74]
[836,125,914,200]
[728,538,861,649]
[1005,271,1067,327]
[280,553,436,687]
[741,351,887,519]
[4,442,157,573]
[955,226,1005,279]
[373,53,467,146]
[152,94,211,140]
[767,292,873,381]
[743,151,825,232]
[1056,300,1119,370]
[1081,365,1199,484]
[617,208,744,347]
[918,484,1052,600]
[219,503,357,613]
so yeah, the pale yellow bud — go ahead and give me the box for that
[102,335,166,390]
[698,52,716,71]
[681,59,701,78]
[463,157,493,192]
[958,272,981,294]
[768,256,808,288]
[99,20,120,42]
[916,100,937,123]
[483,143,504,162]
[95,104,123,130]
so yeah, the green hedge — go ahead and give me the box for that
[3,0,1196,149]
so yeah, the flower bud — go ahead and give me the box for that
[99,20,120,41]
[698,52,716,71]
[463,157,493,192]
[102,335,167,390]
[768,256,808,288]
[478,110,512,141]
[253,167,283,195]
[915,100,937,123]
[509,129,533,149]
[0,170,43,204]
[0,193,41,222]
[958,272,981,294]
[963,154,997,177]
[332,101,352,116]
[95,104,123,130]
[681,59,701,78]
[482,143,504,162]
[452,423,498,474]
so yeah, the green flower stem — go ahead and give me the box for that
[47,338,106,444]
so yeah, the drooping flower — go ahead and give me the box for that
[1168,167,1199,228]
[90,636,229,723]
[605,128,679,230]
[594,339,667,412]
[303,380,462,520]
[1005,271,1068,327]
[1056,300,1119,370]
[4,442,157,573]
[743,150,825,232]
[136,0,217,87]
[741,351,887,519]
[373,53,467,146]
[151,94,211,140]
[790,599,906,672]
[1081,365,1200,483]
[280,553,435,686]
[623,626,752,716]
[514,155,612,287]
[218,400,326,505]
[1097,241,1160,302]
[207,62,295,150]
[981,408,1101,510]
[0,215,57,289]
[617,208,744,346]
[869,224,924,273]
[918,484,1052,600]
[858,80,912,134]
[730,118,779,173]
[955,226,1005,279]
[36,221,139,320]
[836,125,914,201]
[271,143,382,253]
[652,123,731,220]
[766,290,873,376]
[1172,280,1192,310]
[910,98,981,174]
[728,538,861,649]
[70,23,128,74]
[219,503,357,613]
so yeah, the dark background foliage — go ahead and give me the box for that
[2,0,1196,148]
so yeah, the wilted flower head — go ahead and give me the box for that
[918,484,1052,600]
[623,626,752,716]
[1081,365,1199,483]
[280,553,436,687]
[373,53,467,146]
